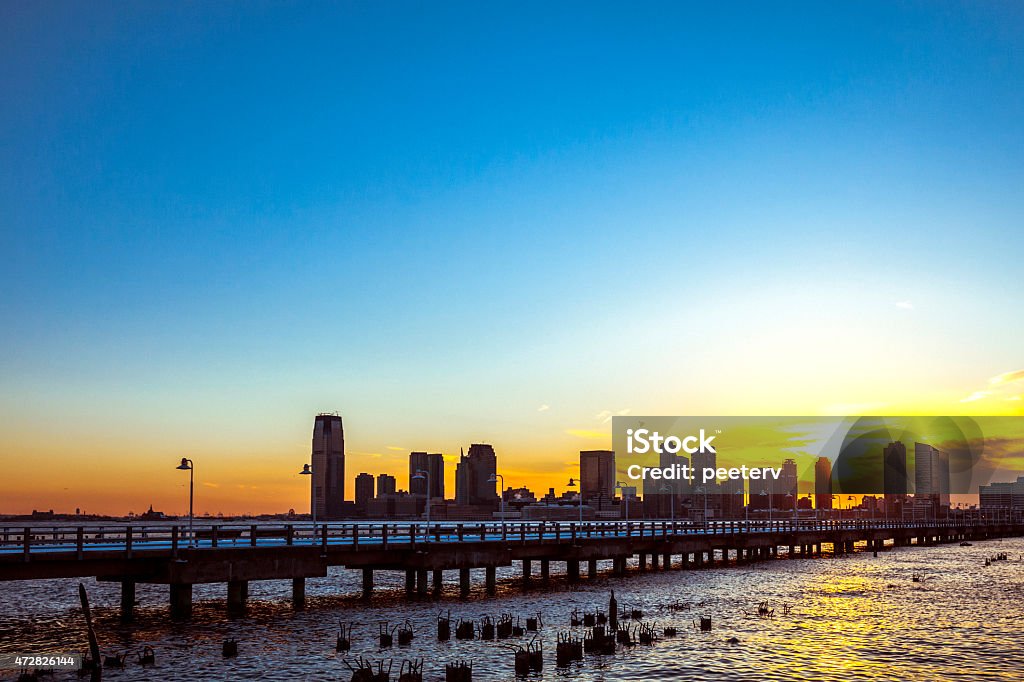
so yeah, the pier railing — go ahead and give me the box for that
[1,518,1019,560]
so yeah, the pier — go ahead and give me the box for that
[1,519,1019,620]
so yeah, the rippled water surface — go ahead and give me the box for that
[3,535,1024,681]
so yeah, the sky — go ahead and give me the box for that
[1,2,1022,515]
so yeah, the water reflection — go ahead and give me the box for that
[2,538,1023,680]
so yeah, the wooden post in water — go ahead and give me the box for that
[78,583,102,681]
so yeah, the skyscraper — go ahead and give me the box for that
[354,473,375,511]
[915,442,950,507]
[311,413,345,520]
[775,458,798,511]
[883,441,908,495]
[409,452,445,499]
[377,473,397,496]
[691,445,718,515]
[814,457,832,511]
[455,444,498,507]
[580,450,615,501]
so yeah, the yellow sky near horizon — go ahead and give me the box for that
[1,371,1021,516]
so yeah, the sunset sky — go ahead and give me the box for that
[1,3,1022,515]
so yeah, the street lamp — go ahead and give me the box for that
[487,472,505,525]
[659,485,675,524]
[413,468,432,542]
[175,458,194,547]
[299,463,316,527]
[615,480,630,522]
[567,477,583,526]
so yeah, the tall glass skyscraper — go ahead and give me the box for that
[311,413,345,519]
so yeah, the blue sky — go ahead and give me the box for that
[1,2,1022,512]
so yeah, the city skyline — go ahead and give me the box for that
[11,411,1020,519]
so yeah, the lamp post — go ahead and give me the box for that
[615,480,630,522]
[413,468,431,542]
[175,458,194,547]
[487,472,505,526]
[567,477,583,526]
[299,463,316,527]
[659,485,675,524]
[739,488,747,523]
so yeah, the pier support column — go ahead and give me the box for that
[405,569,416,597]
[588,558,598,578]
[170,583,192,620]
[485,566,497,595]
[522,559,532,585]
[540,559,550,582]
[120,581,136,623]
[416,569,428,596]
[695,551,703,566]
[567,560,580,583]
[361,568,374,599]
[432,570,443,596]
[292,577,305,610]
[227,580,248,615]
[638,552,647,570]
[459,568,471,598]
[663,552,672,569]
[650,553,659,570]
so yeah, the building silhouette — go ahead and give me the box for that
[915,442,950,509]
[455,444,498,507]
[883,441,908,494]
[774,459,798,510]
[377,473,397,497]
[814,457,832,511]
[354,473,374,511]
[979,476,1024,513]
[749,474,770,510]
[645,448,690,518]
[580,450,615,501]
[719,476,745,518]
[883,441,909,517]
[409,452,445,499]
[311,413,345,520]
[691,446,718,517]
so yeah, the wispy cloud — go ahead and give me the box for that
[989,370,1024,386]
[386,445,406,451]
[202,482,220,488]
[594,408,631,424]
[537,404,550,412]
[960,369,1024,404]
[894,300,914,310]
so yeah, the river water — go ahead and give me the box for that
[2,534,1023,681]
